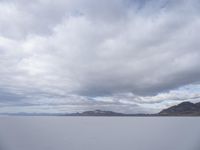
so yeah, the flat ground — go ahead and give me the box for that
[0,117,199,150]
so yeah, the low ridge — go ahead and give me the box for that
[159,101,200,116]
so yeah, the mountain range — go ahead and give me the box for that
[2,101,200,116]
[158,101,200,116]
[69,101,200,116]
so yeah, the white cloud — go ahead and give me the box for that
[0,0,200,113]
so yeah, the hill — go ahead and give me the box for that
[159,102,200,116]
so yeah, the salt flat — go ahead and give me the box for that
[0,117,200,150]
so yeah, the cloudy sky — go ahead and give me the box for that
[0,0,200,114]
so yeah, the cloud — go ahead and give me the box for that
[0,0,200,113]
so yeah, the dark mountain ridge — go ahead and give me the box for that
[69,110,127,116]
[74,101,200,116]
[159,101,200,116]
[1,101,200,116]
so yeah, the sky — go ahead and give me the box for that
[0,0,200,114]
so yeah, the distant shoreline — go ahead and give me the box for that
[1,101,200,116]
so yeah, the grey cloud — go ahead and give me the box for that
[0,0,200,113]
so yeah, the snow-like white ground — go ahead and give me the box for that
[0,117,200,150]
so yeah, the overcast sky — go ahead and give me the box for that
[0,0,200,114]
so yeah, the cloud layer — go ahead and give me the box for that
[0,0,200,113]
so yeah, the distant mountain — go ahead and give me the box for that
[2,102,200,116]
[0,110,146,116]
[159,102,200,116]
[67,110,156,116]
[68,110,129,116]
[72,102,200,116]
